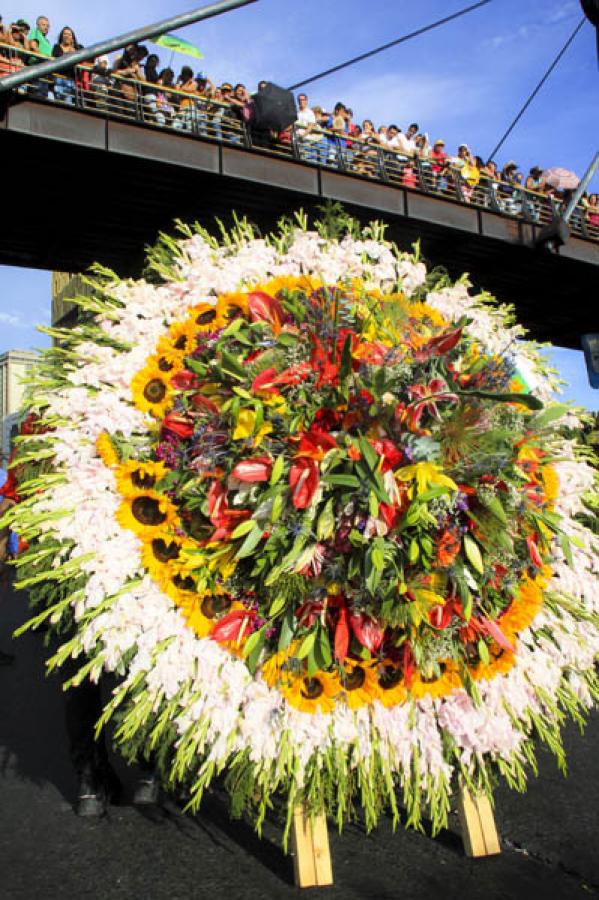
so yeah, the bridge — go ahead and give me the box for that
[1,55,597,348]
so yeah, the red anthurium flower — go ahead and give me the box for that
[429,598,457,630]
[162,412,194,439]
[311,407,344,433]
[231,456,273,483]
[170,370,199,391]
[207,480,228,521]
[379,502,401,530]
[401,642,416,686]
[289,457,320,509]
[413,325,463,362]
[334,605,350,662]
[527,535,543,568]
[369,438,404,472]
[251,368,280,394]
[296,431,337,460]
[248,291,284,334]
[296,600,324,629]
[348,612,384,653]
[210,609,257,645]
[190,394,220,415]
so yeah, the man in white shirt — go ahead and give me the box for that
[295,92,326,164]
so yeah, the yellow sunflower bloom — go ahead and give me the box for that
[409,662,462,700]
[140,533,185,589]
[96,433,119,468]
[375,661,408,709]
[187,301,225,333]
[396,462,458,497]
[167,319,198,356]
[116,491,179,538]
[216,292,249,320]
[115,460,168,498]
[279,669,338,715]
[338,659,381,709]
[541,464,559,507]
[131,364,173,419]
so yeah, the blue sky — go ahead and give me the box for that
[0,0,597,409]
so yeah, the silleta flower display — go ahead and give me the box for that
[6,214,598,842]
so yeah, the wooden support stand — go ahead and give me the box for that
[292,806,334,888]
[457,781,501,857]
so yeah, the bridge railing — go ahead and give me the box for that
[2,41,598,244]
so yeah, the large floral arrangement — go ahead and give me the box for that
[6,213,598,842]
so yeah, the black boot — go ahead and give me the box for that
[75,761,122,817]
[132,770,160,806]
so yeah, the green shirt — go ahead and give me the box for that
[28,28,52,57]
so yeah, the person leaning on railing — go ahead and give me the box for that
[51,25,83,105]
[112,43,146,112]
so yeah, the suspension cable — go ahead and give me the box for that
[287,0,492,92]
[486,16,586,162]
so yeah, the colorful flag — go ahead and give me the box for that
[153,34,204,60]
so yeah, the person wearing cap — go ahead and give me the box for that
[430,139,448,192]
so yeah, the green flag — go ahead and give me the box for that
[153,33,204,60]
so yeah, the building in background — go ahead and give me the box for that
[0,350,38,464]
[52,271,92,329]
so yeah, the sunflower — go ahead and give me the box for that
[216,291,249,321]
[260,643,300,689]
[187,302,226,333]
[96,432,119,468]
[470,648,516,681]
[131,363,173,419]
[337,659,381,709]
[541,464,559,508]
[155,334,189,369]
[499,574,545,637]
[140,533,187,588]
[115,460,168,498]
[409,662,462,700]
[279,668,338,715]
[175,591,214,639]
[116,491,179,538]
[167,319,198,356]
[375,662,408,708]
[260,275,322,297]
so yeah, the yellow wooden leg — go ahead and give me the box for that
[457,780,501,857]
[292,805,334,887]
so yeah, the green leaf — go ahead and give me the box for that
[268,594,287,618]
[559,532,573,567]
[316,626,332,668]
[323,473,361,488]
[230,519,257,540]
[270,454,285,486]
[297,630,317,659]
[235,523,263,559]
[277,332,298,348]
[463,534,484,574]
[271,493,284,523]
[532,404,569,430]
[358,435,379,471]
[408,538,420,564]
[220,317,244,338]
[316,499,335,540]
[369,490,379,519]
[477,639,490,665]
[486,496,507,524]
[220,350,247,381]
[458,389,543,410]
[372,538,385,571]
[278,608,295,652]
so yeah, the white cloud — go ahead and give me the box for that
[0,312,25,327]
[484,1,579,50]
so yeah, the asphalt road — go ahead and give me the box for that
[1,577,598,900]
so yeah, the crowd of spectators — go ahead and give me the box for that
[1,13,598,233]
